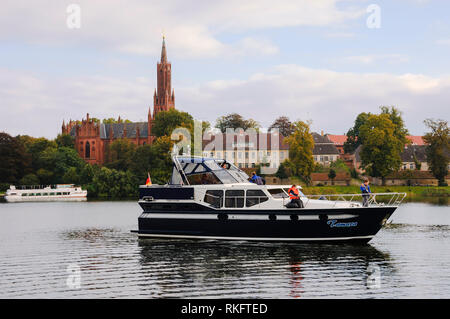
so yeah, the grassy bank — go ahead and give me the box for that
[301,185,450,198]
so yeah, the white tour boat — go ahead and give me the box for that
[4,184,87,202]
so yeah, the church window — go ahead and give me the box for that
[85,141,91,158]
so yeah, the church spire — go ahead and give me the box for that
[155,36,174,113]
[161,36,167,64]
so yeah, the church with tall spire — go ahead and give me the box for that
[62,38,177,165]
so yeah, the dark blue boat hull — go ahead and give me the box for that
[136,203,396,244]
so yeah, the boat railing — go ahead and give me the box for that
[10,185,53,190]
[203,192,407,209]
[302,192,407,208]
[9,184,79,191]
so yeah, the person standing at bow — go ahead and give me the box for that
[361,178,372,207]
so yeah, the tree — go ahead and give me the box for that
[19,173,40,185]
[63,167,80,184]
[284,121,315,185]
[380,106,409,143]
[17,136,57,172]
[147,136,174,184]
[269,116,294,137]
[0,132,32,183]
[38,146,85,183]
[90,166,138,198]
[275,161,289,180]
[328,169,336,185]
[359,114,405,185]
[104,139,137,171]
[344,112,371,153]
[330,158,350,173]
[129,136,174,185]
[151,109,194,138]
[215,113,260,133]
[102,117,131,124]
[55,133,75,148]
[423,119,449,186]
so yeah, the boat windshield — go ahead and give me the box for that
[170,157,249,185]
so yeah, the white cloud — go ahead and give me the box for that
[336,54,409,65]
[436,38,450,46]
[178,65,450,135]
[1,65,449,138]
[0,69,154,138]
[0,0,363,58]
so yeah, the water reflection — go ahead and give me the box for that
[137,239,392,298]
[405,196,448,206]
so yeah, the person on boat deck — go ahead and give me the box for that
[361,178,372,207]
[249,172,264,185]
[287,184,303,208]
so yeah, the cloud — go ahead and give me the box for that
[1,65,449,138]
[0,68,154,138]
[336,54,409,65]
[436,38,450,46]
[0,0,363,58]
[178,65,450,135]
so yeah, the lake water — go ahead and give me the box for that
[0,200,449,298]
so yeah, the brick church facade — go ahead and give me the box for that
[62,38,175,165]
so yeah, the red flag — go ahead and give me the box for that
[146,172,152,186]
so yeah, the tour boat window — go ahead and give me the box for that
[246,190,269,207]
[268,188,289,199]
[21,193,27,196]
[43,193,48,196]
[29,193,35,196]
[57,192,62,195]
[35,193,41,196]
[204,190,223,208]
[225,190,244,208]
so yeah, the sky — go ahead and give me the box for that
[0,0,449,138]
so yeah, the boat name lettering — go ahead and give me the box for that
[327,219,358,228]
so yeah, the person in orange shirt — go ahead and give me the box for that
[287,184,303,208]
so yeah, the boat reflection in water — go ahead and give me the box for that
[137,239,392,298]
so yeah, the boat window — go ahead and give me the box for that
[43,193,48,196]
[187,172,222,185]
[21,193,27,197]
[246,190,269,207]
[170,166,184,185]
[204,190,223,208]
[50,193,55,196]
[35,193,41,196]
[214,170,238,184]
[203,160,222,171]
[268,188,289,199]
[225,190,244,208]
[183,163,206,175]
[57,192,62,195]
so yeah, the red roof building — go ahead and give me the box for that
[406,136,425,145]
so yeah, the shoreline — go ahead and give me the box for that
[1,186,448,204]
[301,185,449,197]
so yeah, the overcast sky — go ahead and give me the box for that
[1,0,449,138]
